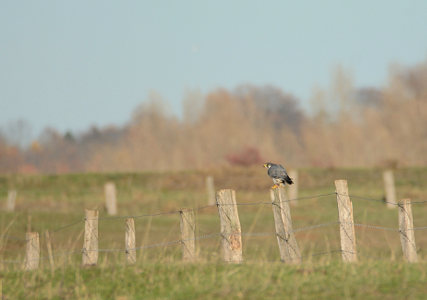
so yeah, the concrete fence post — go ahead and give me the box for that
[216,189,243,263]
[82,209,98,266]
[180,209,196,262]
[398,199,418,263]
[125,218,136,264]
[105,182,117,215]
[270,187,301,264]
[335,180,357,263]
[383,170,397,208]
[6,190,17,212]
[24,232,40,271]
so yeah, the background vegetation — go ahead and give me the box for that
[1,60,426,174]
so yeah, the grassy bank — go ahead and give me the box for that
[1,167,426,299]
[2,260,427,299]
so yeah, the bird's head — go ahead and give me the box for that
[263,162,273,169]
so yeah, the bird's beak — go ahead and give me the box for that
[263,164,267,168]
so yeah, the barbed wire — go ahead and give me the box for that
[3,190,426,232]
[281,192,337,203]
[353,223,399,232]
[195,204,217,211]
[407,200,427,205]
[292,221,340,233]
[52,219,84,233]
[97,210,181,221]
[233,201,271,206]
[408,226,427,231]
[2,221,426,265]
[242,232,274,238]
[87,233,222,253]
[336,193,392,205]
[93,204,220,221]
[218,192,337,207]
[338,193,427,206]
[1,190,426,265]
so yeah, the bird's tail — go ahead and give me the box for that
[285,176,294,185]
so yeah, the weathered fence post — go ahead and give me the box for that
[6,190,17,212]
[45,230,55,271]
[383,170,397,208]
[24,232,40,271]
[398,199,418,263]
[335,180,357,262]
[125,218,136,264]
[216,189,243,263]
[180,209,196,261]
[206,176,216,206]
[270,187,301,264]
[287,170,298,206]
[105,182,117,215]
[82,209,98,266]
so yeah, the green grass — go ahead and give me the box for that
[0,167,427,299]
[2,261,427,299]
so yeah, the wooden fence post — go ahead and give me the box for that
[216,189,243,263]
[335,180,357,263]
[206,176,216,206]
[271,187,301,264]
[6,190,16,212]
[24,232,40,271]
[105,182,117,215]
[383,170,397,208]
[45,230,55,271]
[287,170,298,206]
[125,218,136,264]
[180,209,196,261]
[398,199,418,263]
[82,209,98,266]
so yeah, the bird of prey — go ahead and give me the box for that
[263,162,294,189]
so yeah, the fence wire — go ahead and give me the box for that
[338,193,427,206]
[2,190,427,266]
[12,190,424,232]
[52,219,84,233]
[281,192,337,203]
[292,221,340,233]
[353,223,399,232]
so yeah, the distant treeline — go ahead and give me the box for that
[1,60,426,173]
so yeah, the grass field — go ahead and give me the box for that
[1,167,427,299]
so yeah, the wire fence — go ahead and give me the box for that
[1,190,426,266]
[25,191,427,232]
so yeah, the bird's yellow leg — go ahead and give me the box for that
[271,184,279,189]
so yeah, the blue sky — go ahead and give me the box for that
[1,0,427,137]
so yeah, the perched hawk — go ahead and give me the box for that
[263,162,293,189]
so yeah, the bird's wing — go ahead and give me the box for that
[268,165,288,178]
[278,165,287,172]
